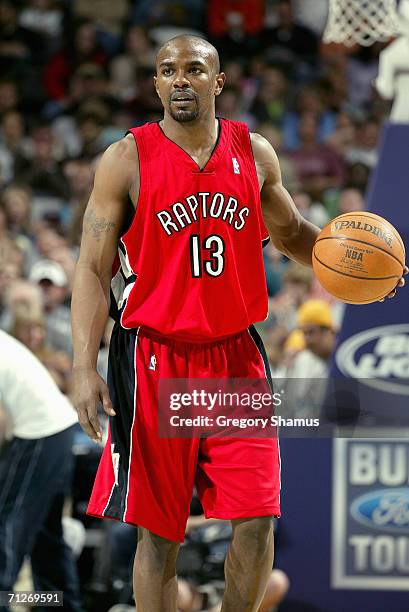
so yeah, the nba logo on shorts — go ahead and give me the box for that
[149,354,157,371]
[111,444,120,485]
[232,157,240,174]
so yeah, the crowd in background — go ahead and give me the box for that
[0,0,390,609]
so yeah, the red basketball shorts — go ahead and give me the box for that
[87,324,281,542]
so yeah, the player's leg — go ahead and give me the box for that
[133,527,180,612]
[221,516,274,612]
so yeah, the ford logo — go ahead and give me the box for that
[335,324,409,395]
[350,488,409,533]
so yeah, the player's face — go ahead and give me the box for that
[154,43,224,123]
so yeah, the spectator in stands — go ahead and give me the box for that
[285,300,337,418]
[0,330,82,611]
[288,112,345,199]
[43,19,108,102]
[249,65,288,125]
[292,190,329,228]
[14,122,69,201]
[0,79,19,119]
[338,187,365,214]
[0,278,43,331]
[261,0,319,70]
[110,25,156,101]
[345,117,380,169]
[0,111,27,185]
[19,0,63,42]
[283,84,337,151]
[268,262,314,331]
[29,259,72,354]
[11,311,72,393]
[257,123,300,193]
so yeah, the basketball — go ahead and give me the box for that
[312,212,405,304]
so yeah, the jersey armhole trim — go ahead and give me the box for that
[242,124,269,243]
[121,128,149,243]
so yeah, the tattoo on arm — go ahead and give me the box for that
[83,210,116,241]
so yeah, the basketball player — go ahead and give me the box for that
[71,35,407,612]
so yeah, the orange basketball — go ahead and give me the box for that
[312,212,405,304]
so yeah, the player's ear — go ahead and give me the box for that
[153,75,160,98]
[214,72,226,97]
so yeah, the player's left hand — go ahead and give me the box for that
[378,264,408,301]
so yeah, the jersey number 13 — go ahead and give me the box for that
[190,234,225,278]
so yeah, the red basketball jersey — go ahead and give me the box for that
[110,119,269,341]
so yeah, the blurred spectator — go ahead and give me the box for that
[268,262,314,330]
[338,187,365,214]
[257,123,300,193]
[0,330,82,611]
[73,0,128,40]
[288,112,345,199]
[11,311,72,393]
[43,19,108,102]
[261,0,319,69]
[126,65,164,123]
[345,118,380,169]
[347,44,382,110]
[325,111,356,157]
[249,65,288,125]
[216,84,255,128]
[263,241,289,297]
[19,0,63,41]
[1,183,33,237]
[0,79,19,118]
[29,259,72,354]
[283,84,337,150]
[208,0,264,59]
[285,299,337,417]
[345,161,371,193]
[130,0,204,31]
[110,26,156,100]
[292,190,329,228]
[14,122,70,201]
[281,328,306,373]
[292,0,328,36]
[0,278,43,331]
[0,111,27,185]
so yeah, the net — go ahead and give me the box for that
[323,0,401,46]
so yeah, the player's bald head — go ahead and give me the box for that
[156,35,221,74]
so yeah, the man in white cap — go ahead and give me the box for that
[29,259,72,354]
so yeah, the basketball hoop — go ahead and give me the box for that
[323,0,401,46]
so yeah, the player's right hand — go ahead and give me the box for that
[72,366,116,442]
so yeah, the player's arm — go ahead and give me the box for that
[251,132,320,267]
[71,135,137,440]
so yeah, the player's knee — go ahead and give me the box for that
[233,516,273,553]
[136,527,179,571]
